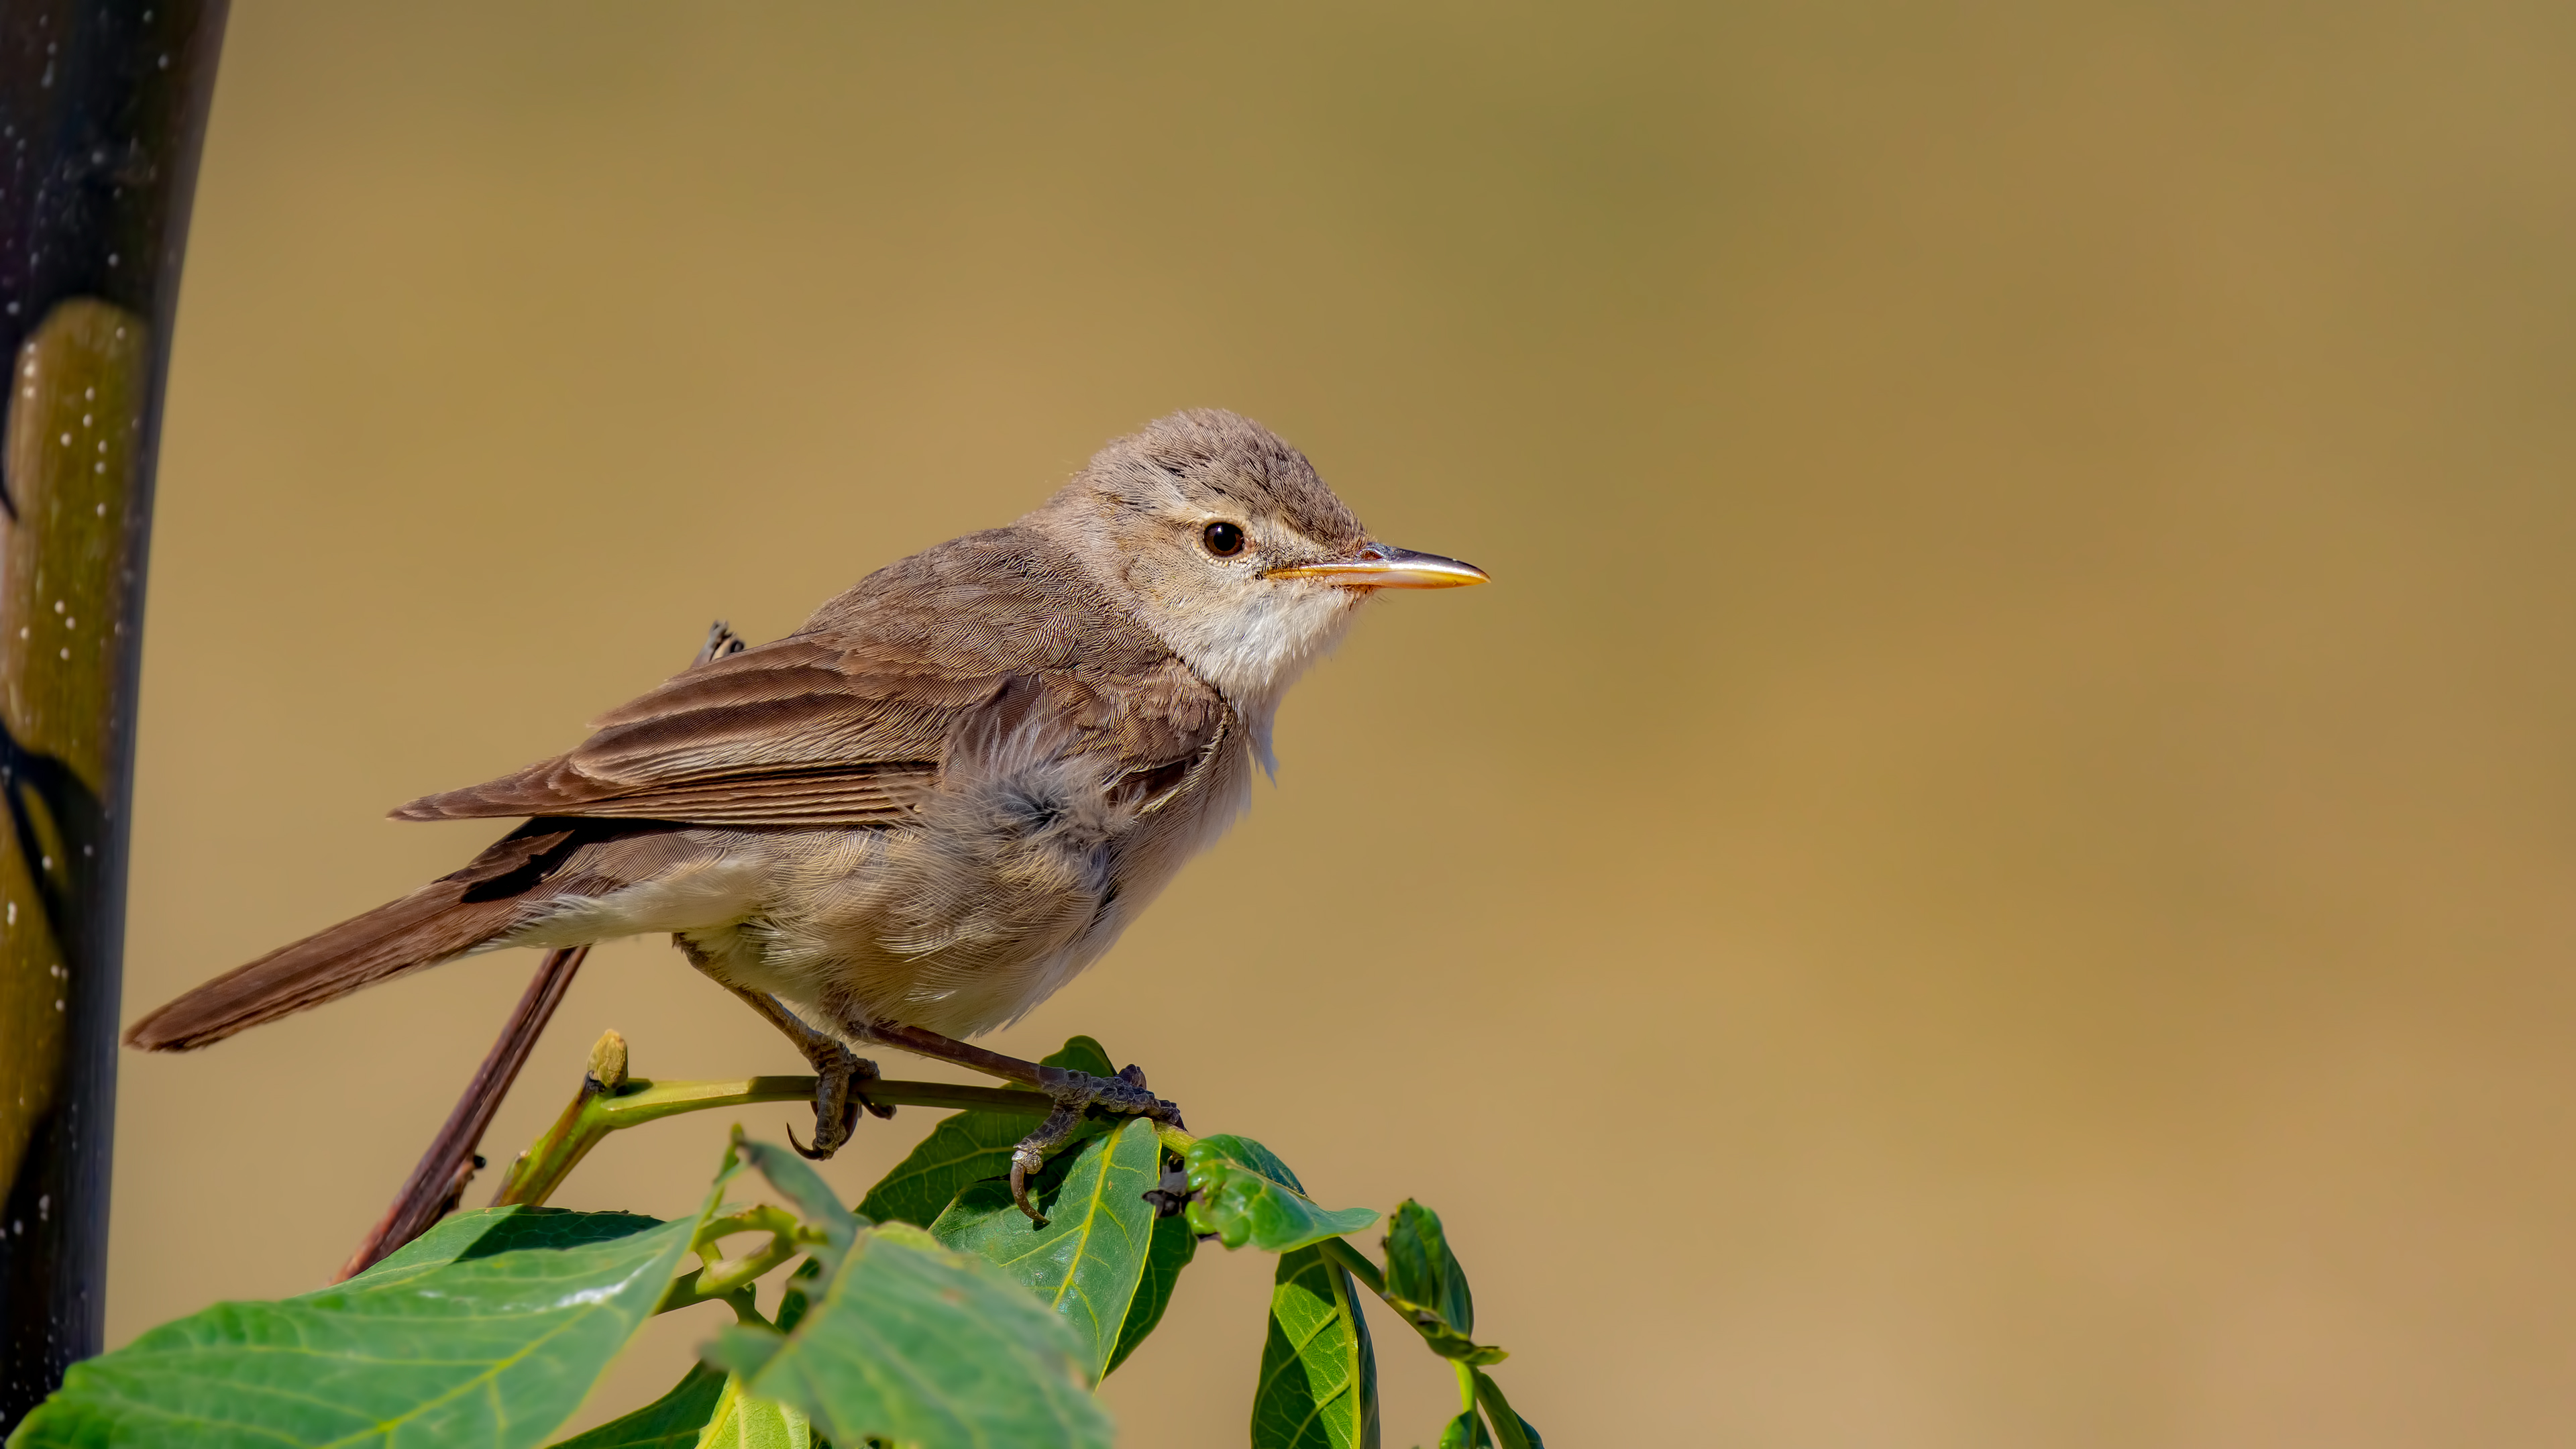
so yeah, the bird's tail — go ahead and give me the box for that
[124,822,605,1053]
[123,887,521,1051]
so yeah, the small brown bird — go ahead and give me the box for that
[127,409,1484,1208]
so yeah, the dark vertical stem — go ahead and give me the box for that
[335,945,590,1282]
[0,0,226,1430]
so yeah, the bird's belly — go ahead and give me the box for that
[718,744,1248,1039]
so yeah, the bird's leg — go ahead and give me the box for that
[674,937,892,1157]
[850,1018,1181,1226]
[683,967,892,1161]
[741,979,902,1150]
[735,987,895,1159]
[680,627,885,1157]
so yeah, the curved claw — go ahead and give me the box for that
[1004,1069,1188,1226]
[790,1053,875,1161]
[786,1120,830,1161]
[1010,1145,1049,1227]
[1008,1102,1087,1226]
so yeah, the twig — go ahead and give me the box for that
[1319,1234,1390,1297]
[333,624,744,1281]
[1316,1236,1532,1446]
[334,945,590,1281]
[488,1051,1054,1209]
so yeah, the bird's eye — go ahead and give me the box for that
[1201,521,1246,557]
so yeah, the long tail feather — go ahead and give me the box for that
[123,885,522,1052]
[123,820,626,1053]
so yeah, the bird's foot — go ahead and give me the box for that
[787,1039,892,1161]
[697,980,893,1161]
[1009,1063,1183,1226]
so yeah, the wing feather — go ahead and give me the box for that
[390,528,1230,828]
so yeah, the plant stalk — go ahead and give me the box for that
[1322,1234,1532,1445]
[490,1067,1052,1208]
[1319,1234,1389,1297]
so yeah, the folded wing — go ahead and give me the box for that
[390,636,981,825]
[390,525,1233,830]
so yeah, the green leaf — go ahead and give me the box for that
[1103,1205,1197,1377]
[1468,1371,1543,1449]
[853,1104,1047,1228]
[773,1258,822,1334]
[1379,1201,1505,1364]
[15,1181,729,1448]
[727,1128,861,1274]
[1038,1033,1119,1079]
[1252,1245,1381,1449]
[1381,1201,1472,1337]
[366,1205,670,1277]
[930,1116,1162,1383]
[1191,1132,1307,1192]
[549,1364,729,1449]
[1184,1135,1380,1253]
[692,1377,810,1449]
[1434,1409,1494,1448]
[705,1222,1110,1449]
[855,1035,1117,1227]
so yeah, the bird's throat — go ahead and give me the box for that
[1152,587,1362,776]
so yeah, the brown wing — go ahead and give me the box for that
[392,637,972,824]
[392,527,1230,827]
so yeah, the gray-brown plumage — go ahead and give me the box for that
[125,409,1485,1186]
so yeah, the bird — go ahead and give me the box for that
[125,408,1486,1217]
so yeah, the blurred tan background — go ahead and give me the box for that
[102,2,2576,1444]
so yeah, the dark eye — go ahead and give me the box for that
[1201,521,1246,557]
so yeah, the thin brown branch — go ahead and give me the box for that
[334,945,590,1281]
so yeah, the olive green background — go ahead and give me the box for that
[107,3,2576,1444]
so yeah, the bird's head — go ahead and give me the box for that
[1030,409,1485,754]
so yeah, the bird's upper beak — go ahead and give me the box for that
[1265,542,1489,589]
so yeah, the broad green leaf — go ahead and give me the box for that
[692,1377,810,1449]
[1184,1134,1379,1253]
[1191,1132,1307,1192]
[855,1035,1118,1226]
[931,1116,1161,1382]
[15,1179,729,1449]
[1380,1201,1505,1364]
[550,1364,729,1449]
[367,1205,669,1278]
[1252,1245,1381,1449]
[854,1103,1049,1228]
[704,1222,1109,1449]
[1103,1206,1198,1377]
[773,1258,821,1334]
